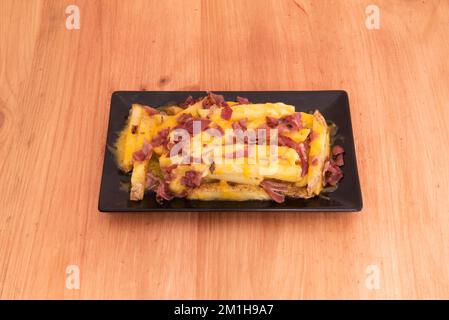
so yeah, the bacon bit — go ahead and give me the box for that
[332,145,345,156]
[221,105,233,120]
[278,134,298,149]
[334,154,344,166]
[324,162,344,186]
[176,113,194,124]
[132,140,153,161]
[174,118,211,135]
[232,118,247,131]
[155,182,174,203]
[145,171,174,203]
[276,123,290,135]
[209,162,216,174]
[330,145,345,167]
[181,171,203,188]
[143,105,159,116]
[151,128,170,148]
[209,92,226,105]
[311,156,318,166]
[131,125,138,134]
[278,135,308,176]
[203,92,227,108]
[266,116,279,128]
[178,95,195,109]
[236,96,250,104]
[260,179,289,203]
[281,112,302,130]
[161,164,178,179]
[297,142,309,177]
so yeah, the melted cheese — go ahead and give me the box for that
[306,111,330,195]
[115,96,331,202]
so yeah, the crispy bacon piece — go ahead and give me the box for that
[232,118,247,131]
[132,140,153,161]
[221,105,233,120]
[260,179,289,203]
[145,171,174,203]
[332,145,345,156]
[173,113,211,135]
[236,96,250,105]
[156,182,174,203]
[182,119,211,134]
[281,112,302,130]
[331,145,344,166]
[143,105,159,116]
[161,164,178,179]
[297,142,309,177]
[178,95,195,109]
[176,113,194,124]
[266,116,279,128]
[276,123,290,135]
[324,161,344,186]
[334,154,344,166]
[202,92,227,108]
[278,135,308,177]
[151,128,170,147]
[181,171,203,188]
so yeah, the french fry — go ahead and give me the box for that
[118,104,144,172]
[130,160,149,201]
[187,182,271,201]
[306,110,330,196]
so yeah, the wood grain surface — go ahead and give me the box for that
[1,0,448,299]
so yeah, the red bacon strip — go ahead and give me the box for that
[232,118,247,131]
[281,112,302,130]
[203,92,228,109]
[145,171,174,203]
[155,182,174,203]
[221,105,233,120]
[178,95,195,109]
[334,154,344,166]
[278,135,308,177]
[181,171,203,188]
[151,128,170,147]
[132,140,153,161]
[324,161,344,186]
[260,179,289,203]
[236,96,250,105]
[174,117,211,135]
[266,116,279,128]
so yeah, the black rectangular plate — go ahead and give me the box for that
[99,91,362,212]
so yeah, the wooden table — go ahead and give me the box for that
[1,0,448,299]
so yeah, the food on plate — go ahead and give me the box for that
[114,92,345,203]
